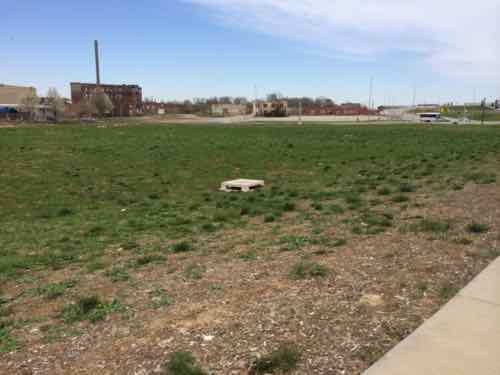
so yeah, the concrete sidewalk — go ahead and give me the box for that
[363,257,500,375]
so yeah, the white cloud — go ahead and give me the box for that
[188,0,500,82]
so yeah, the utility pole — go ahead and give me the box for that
[298,101,303,125]
[412,84,417,108]
[368,77,374,109]
[480,98,486,125]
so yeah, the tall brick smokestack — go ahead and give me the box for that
[94,40,101,87]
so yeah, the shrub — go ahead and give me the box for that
[250,343,301,374]
[282,202,296,212]
[162,352,207,375]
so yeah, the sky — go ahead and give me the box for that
[2,0,499,106]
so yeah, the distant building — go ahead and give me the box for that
[70,82,143,117]
[0,84,53,121]
[210,103,248,117]
[302,102,374,116]
[256,101,288,117]
[0,84,36,106]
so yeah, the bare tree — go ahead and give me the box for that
[92,90,114,117]
[46,88,66,122]
[20,89,39,121]
[77,97,97,118]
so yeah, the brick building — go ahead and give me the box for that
[70,82,143,117]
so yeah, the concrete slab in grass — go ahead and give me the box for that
[220,179,264,192]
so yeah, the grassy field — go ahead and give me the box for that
[1,123,498,280]
[1,122,499,373]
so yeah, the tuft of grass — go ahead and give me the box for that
[240,250,257,261]
[250,343,301,374]
[333,238,347,247]
[282,202,296,212]
[60,296,123,324]
[31,279,78,300]
[171,241,194,253]
[311,202,323,211]
[201,223,216,232]
[392,194,409,203]
[57,207,75,217]
[162,351,207,375]
[415,281,428,298]
[0,320,18,353]
[399,183,416,193]
[133,254,166,268]
[264,214,276,223]
[438,284,459,301]
[280,235,308,251]
[455,237,473,245]
[105,266,130,282]
[148,288,172,309]
[464,172,496,185]
[184,264,205,280]
[329,204,345,214]
[411,219,451,233]
[289,261,329,279]
[377,187,391,196]
[122,240,140,250]
[467,223,489,234]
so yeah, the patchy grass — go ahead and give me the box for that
[289,261,329,279]
[239,250,258,261]
[0,320,18,353]
[410,219,451,233]
[30,279,78,299]
[148,288,172,309]
[250,343,301,374]
[105,266,130,283]
[60,296,124,324]
[280,235,308,251]
[133,254,166,268]
[1,124,499,281]
[162,351,207,375]
[183,264,205,280]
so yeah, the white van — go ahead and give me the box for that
[419,112,442,123]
